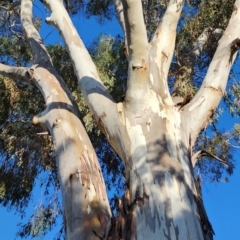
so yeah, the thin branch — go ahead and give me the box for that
[181,0,240,144]
[149,0,185,102]
[192,149,229,168]
[224,139,240,149]
[0,1,20,11]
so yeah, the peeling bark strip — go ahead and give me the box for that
[79,150,106,201]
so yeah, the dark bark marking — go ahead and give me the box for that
[230,38,240,63]
[194,176,214,240]
[175,93,192,111]
[26,68,34,81]
[162,51,168,60]
[173,0,184,12]
[108,189,137,240]
[204,85,224,96]
[53,117,62,128]
[132,59,147,70]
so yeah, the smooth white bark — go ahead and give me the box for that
[121,0,150,108]
[121,95,206,239]
[181,0,240,144]
[43,0,129,161]
[150,0,184,102]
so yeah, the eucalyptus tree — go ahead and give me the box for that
[0,0,240,240]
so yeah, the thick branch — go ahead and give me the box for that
[43,0,128,159]
[0,63,30,83]
[20,2,112,238]
[181,0,240,144]
[122,0,149,105]
[21,0,84,121]
[149,0,184,103]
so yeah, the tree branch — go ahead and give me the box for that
[121,0,149,105]
[149,0,184,102]
[0,63,30,83]
[21,0,85,122]
[21,0,52,66]
[191,150,229,168]
[181,0,240,144]
[114,0,128,57]
[192,27,223,59]
[43,0,127,159]
[0,1,20,11]
[20,3,113,236]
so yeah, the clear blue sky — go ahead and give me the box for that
[0,1,240,239]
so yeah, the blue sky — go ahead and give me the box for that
[0,1,240,239]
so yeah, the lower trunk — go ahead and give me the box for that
[109,96,213,240]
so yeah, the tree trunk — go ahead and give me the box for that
[1,0,240,239]
[108,94,213,240]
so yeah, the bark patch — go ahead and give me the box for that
[69,150,107,201]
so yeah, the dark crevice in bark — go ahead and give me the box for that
[107,188,136,240]
[194,176,214,240]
